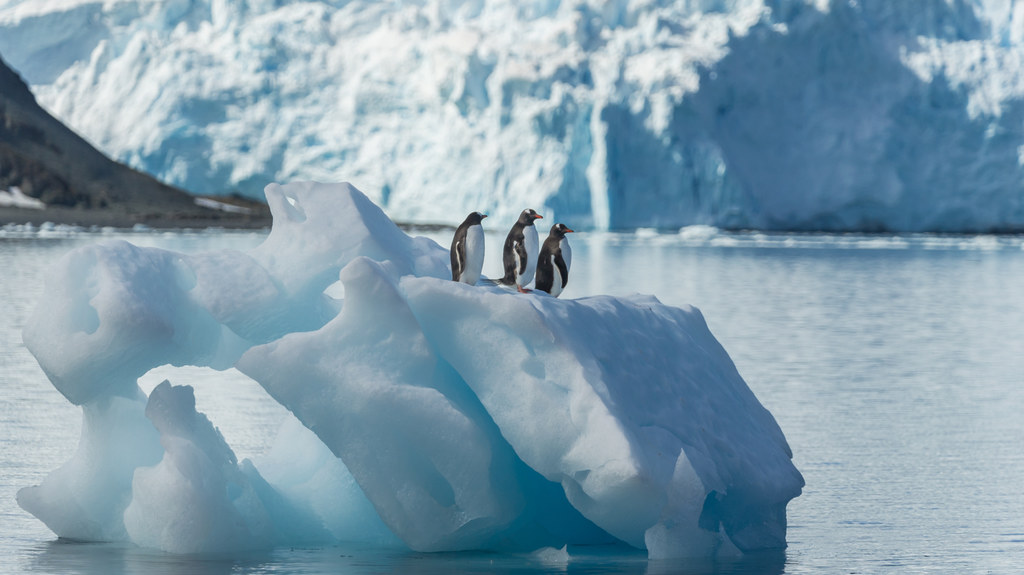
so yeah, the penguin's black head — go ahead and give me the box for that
[464,211,487,225]
[550,223,574,237]
[519,208,543,225]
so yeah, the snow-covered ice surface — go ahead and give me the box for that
[17,181,802,558]
[0,187,46,209]
[2,1,1023,232]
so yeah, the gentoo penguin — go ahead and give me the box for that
[450,211,487,285]
[500,208,543,292]
[535,223,574,297]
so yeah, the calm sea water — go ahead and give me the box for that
[1,225,1022,574]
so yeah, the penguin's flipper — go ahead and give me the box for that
[452,240,465,281]
[514,239,528,275]
[534,252,551,294]
[500,239,518,285]
[554,252,569,289]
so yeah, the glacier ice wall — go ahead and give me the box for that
[19,180,803,558]
[1,0,1023,231]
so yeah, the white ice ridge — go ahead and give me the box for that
[19,181,803,558]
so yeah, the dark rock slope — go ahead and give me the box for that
[0,54,268,227]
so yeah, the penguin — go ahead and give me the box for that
[500,208,543,292]
[450,211,487,285]
[535,223,574,297]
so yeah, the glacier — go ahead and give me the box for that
[18,180,803,559]
[1,0,1023,232]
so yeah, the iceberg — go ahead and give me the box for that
[2,1,1023,231]
[123,380,331,553]
[19,181,803,559]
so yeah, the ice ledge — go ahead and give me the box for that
[20,181,802,558]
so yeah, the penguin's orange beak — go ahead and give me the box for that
[481,214,488,218]
[566,227,574,233]
[534,214,544,219]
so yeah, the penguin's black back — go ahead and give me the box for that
[500,224,526,284]
[536,224,571,294]
[451,225,469,281]
[451,212,485,281]
[500,209,540,285]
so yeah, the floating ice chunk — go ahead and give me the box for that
[238,256,607,551]
[16,388,161,542]
[254,415,402,547]
[239,257,521,551]
[678,225,720,241]
[21,241,256,404]
[400,279,804,557]
[19,180,802,558]
[124,381,330,553]
[530,544,570,565]
[21,182,430,406]
[251,182,449,297]
[125,380,260,552]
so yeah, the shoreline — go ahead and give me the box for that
[0,205,272,231]
[0,204,459,234]
[6,206,1024,238]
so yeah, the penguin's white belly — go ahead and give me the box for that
[463,224,485,285]
[520,226,539,286]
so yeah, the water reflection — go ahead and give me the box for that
[26,540,247,575]
[6,229,1024,574]
[25,540,786,575]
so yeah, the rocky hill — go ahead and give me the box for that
[0,54,268,228]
